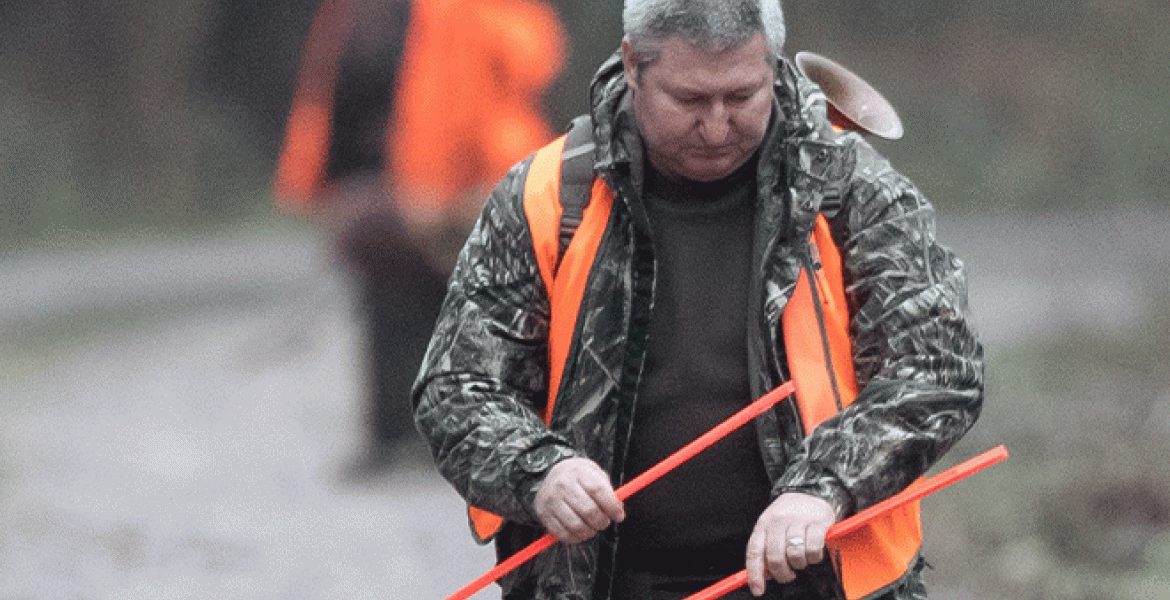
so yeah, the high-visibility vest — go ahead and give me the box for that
[273,0,565,215]
[469,121,923,600]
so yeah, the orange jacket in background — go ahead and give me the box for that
[274,0,567,221]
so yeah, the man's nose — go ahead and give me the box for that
[698,102,732,145]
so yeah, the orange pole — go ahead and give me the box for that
[682,445,1010,600]
[443,381,798,600]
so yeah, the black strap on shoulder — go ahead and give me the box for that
[556,115,597,268]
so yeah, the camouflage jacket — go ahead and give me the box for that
[413,53,984,600]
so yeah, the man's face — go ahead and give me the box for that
[623,33,775,183]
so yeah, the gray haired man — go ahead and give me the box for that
[413,1,983,598]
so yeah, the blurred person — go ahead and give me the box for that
[413,1,983,599]
[273,0,566,474]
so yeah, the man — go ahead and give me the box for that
[274,0,565,471]
[413,1,983,598]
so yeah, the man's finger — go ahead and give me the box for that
[804,523,828,565]
[580,474,625,523]
[552,500,593,543]
[542,505,572,542]
[744,527,768,597]
[766,530,796,584]
[783,526,809,572]
[564,486,613,532]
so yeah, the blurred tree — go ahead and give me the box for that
[541,0,624,128]
[194,0,320,162]
[18,0,214,228]
[4,0,1168,245]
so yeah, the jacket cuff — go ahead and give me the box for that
[510,442,579,523]
[776,464,855,521]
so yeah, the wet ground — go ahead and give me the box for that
[3,204,1169,599]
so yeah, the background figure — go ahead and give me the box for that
[273,0,567,473]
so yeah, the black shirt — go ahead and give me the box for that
[616,156,774,577]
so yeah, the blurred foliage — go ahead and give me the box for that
[3,0,1169,249]
[918,265,1170,599]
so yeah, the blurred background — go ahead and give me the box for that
[3,1,1169,599]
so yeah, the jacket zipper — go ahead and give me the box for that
[802,243,845,413]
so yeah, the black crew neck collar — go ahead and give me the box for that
[644,151,759,209]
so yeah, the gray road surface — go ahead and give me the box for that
[1,229,497,599]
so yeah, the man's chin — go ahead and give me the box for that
[680,157,743,182]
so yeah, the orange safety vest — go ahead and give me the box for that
[273,0,565,215]
[470,127,923,600]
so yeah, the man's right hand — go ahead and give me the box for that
[534,457,625,544]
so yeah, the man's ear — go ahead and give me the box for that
[620,39,639,90]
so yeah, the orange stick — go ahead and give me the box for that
[443,381,798,600]
[682,445,1010,600]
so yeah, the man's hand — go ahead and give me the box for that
[534,457,625,544]
[745,492,836,596]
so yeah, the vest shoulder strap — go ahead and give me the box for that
[556,115,597,268]
[522,115,601,295]
[523,116,613,420]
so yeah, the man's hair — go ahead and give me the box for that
[622,0,785,71]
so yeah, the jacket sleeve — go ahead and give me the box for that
[411,158,579,526]
[777,138,985,517]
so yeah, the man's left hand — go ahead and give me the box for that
[744,492,836,596]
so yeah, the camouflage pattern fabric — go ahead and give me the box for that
[413,52,984,600]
